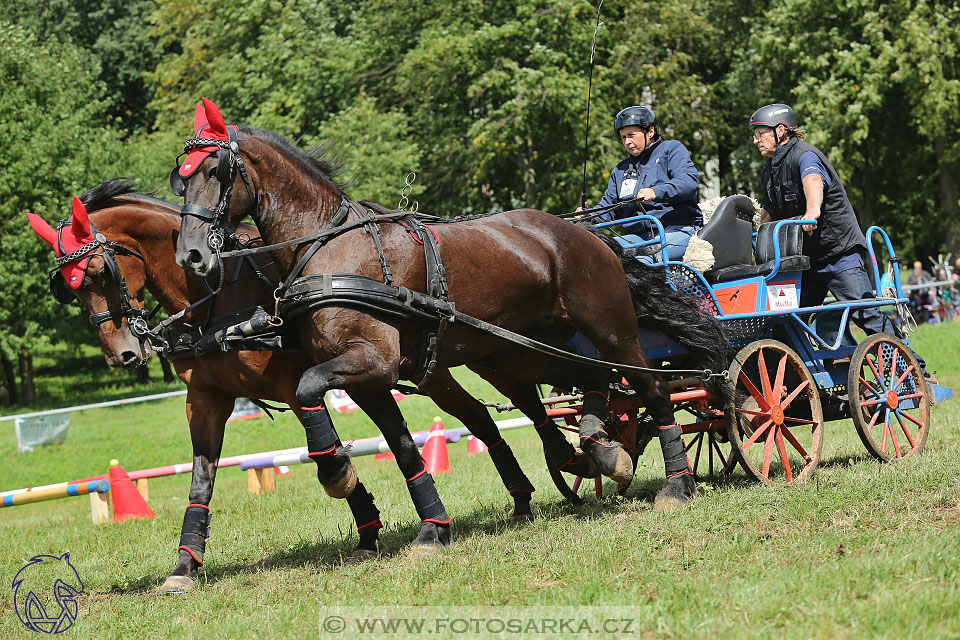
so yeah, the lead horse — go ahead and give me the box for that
[27,183,391,594]
[173,98,733,552]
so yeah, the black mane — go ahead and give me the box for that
[80,178,168,213]
[240,126,348,193]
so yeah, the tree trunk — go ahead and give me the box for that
[160,355,175,383]
[1,353,16,405]
[18,347,36,405]
[0,354,11,405]
[938,147,960,258]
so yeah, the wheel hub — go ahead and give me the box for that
[886,390,900,409]
[770,405,784,425]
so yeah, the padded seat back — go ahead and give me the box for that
[755,218,804,263]
[696,195,755,271]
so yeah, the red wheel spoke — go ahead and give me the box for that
[775,428,793,482]
[757,348,773,401]
[858,375,879,397]
[779,379,811,411]
[866,356,885,390]
[891,365,915,391]
[594,477,602,499]
[710,437,729,467]
[898,408,925,428]
[780,425,810,460]
[897,392,923,402]
[880,409,890,452]
[865,406,881,433]
[743,420,773,450]
[893,411,916,449]
[876,344,886,379]
[761,426,775,477]
[708,433,715,476]
[859,398,883,407]
[685,432,701,453]
[781,415,819,425]
[888,417,903,458]
[738,371,772,411]
[773,353,788,401]
[572,476,583,492]
[734,407,771,418]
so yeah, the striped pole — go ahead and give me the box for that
[0,480,109,508]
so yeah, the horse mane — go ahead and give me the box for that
[240,126,348,193]
[79,178,169,213]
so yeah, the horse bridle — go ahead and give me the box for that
[51,221,152,337]
[169,126,255,254]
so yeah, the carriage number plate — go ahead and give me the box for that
[767,283,799,310]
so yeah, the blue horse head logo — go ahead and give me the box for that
[12,553,84,634]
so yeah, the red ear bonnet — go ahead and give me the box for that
[179,96,239,179]
[27,197,98,290]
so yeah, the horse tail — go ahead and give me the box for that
[585,226,734,406]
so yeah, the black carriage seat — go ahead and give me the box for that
[695,195,755,273]
[708,217,810,283]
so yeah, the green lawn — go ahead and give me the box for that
[1,324,958,639]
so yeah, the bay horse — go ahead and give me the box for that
[173,98,732,552]
[27,181,388,594]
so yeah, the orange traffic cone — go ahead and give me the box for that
[422,417,451,474]
[467,435,488,454]
[108,459,155,522]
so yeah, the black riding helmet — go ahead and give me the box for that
[750,104,797,144]
[614,105,658,135]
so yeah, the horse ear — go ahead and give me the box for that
[70,196,93,241]
[26,213,59,252]
[201,97,228,137]
[193,101,208,134]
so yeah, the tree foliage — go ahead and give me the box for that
[1,0,959,402]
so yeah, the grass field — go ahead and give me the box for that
[2,324,959,638]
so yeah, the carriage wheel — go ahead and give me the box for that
[727,340,824,486]
[847,333,930,462]
[676,401,738,480]
[547,411,641,504]
[685,428,739,479]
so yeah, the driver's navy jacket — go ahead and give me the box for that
[591,137,703,234]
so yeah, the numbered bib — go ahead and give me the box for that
[619,178,638,199]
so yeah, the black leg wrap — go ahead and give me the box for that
[346,481,381,531]
[301,406,340,454]
[658,423,692,477]
[488,445,535,494]
[178,505,212,565]
[406,471,450,524]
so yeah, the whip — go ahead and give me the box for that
[579,0,604,209]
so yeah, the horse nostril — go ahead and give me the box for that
[187,249,204,266]
[120,351,140,367]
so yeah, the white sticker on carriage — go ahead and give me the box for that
[767,283,799,310]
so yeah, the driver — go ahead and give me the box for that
[580,105,703,264]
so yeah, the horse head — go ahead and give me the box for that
[173,98,259,280]
[28,196,152,368]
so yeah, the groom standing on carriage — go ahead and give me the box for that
[750,103,933,381]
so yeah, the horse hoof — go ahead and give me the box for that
[508,512,535,526]
[157,575,196,595]
[581,438,634,486]
[323,463,357,499]
[348,549,377,564]
[654,473,697,511]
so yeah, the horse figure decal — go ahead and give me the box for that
[12,552,84,634]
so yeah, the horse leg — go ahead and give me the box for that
[418,369,535,524]
[297,344,452,552]
[621,367,696,509]
[470,365,599,480]
[296,384,358,501]
[158,391,233,595]
[350,386,453,552]
[292,405,382,561]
